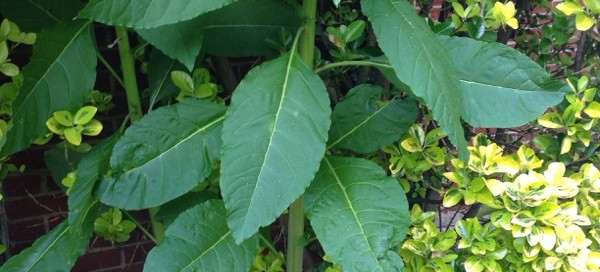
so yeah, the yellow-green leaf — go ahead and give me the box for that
[64,127,82,145]
[53,110,74,126]
[575,13,595,30]
[556,1,584,15]
[484,179,505,196]
[82,120,103,136]
[45,117,64,135]
[443,188,463,207]
[584,101,600,118]
[73,106,97,125]
[537,113,563,128]
[401,137,422,153]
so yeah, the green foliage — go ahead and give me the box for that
[46,106,103,146]
[0,21,97,157]
[328,84,417,153]
[144,200,258,272]
[305,156,410,271]
[362,0,469,161]
[1,0,598,271]
[96,99,225,209]
[93,208,136,243]
[221,49,331,242]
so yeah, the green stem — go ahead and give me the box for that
[286,1,317,271]
[96,51,126,89]
[123,210,158,244]
[115,26,165,242]
[261,234,286,265]
[314,60,393,74]
[115,27,143,122]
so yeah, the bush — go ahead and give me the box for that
[0,0,598,271]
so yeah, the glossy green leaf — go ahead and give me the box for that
[96,99,225,209]
[64,127,82,146]
[220,51,331,242]
[328,84,417,153]
[305,156,410,272]
[0,0,84,32]
[147,50,185,111]
[362,0,469,161]
[0,21,96,157]
[438,35,568,127]
[144,200,258,272]
[69,135,119,238]
[136,0,301,70]
[78,0,238,28]
[0,221,88,272]
[53,111,74,126]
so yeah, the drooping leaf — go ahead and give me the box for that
[362,0,469,161]
[0,221,88,272]
[136,19,204,71]
[147,50,185,111]
[96,99,225,210]
[198,0,301,56]
[0,0,84,32]
[136,0,301,71]
[220,51,331,243]
[69,134,119,238]
[305,156,410,272]
[328,84,418,153]
[438,35,569,127]
[144,200,258,272]
[0,21,97,157]
[78,0,238,29]
[154,190,214,228]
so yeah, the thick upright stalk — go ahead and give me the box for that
[287,1,317,271]
[115,26,164,242]
[115,27,142,122]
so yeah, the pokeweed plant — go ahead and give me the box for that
[0,0,588,271]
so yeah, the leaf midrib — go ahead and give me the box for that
[28,0,61,23]
[324,157,384,272]
[16,21,92,113]
[27,224,70,270]
[181,230,231,271]
[120,114,224,175]
[327,98,396,149]
[241,53,295,230]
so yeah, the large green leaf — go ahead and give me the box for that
[135,18,204,71]
[136,0,301,71]
[305,156,410,272]
[147,50,185,111]
[78,0,238,28]
[144,200,258,272]
[95,99,224,210]
[220,51,331,243]
[153,190,213,229]
[199,0,301,56]
[0,221,89,272]
[0,21,97,158]
[0,0,83,32]
[328,84,417,153]
[68,135,119,237]
[438,35,569,127]
[362,0,469,161]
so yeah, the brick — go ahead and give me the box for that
[8,218,46,243]
[3,175,43,196]
[72,248,122,272]
[122,242,154,264]
[5,194,67,218]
